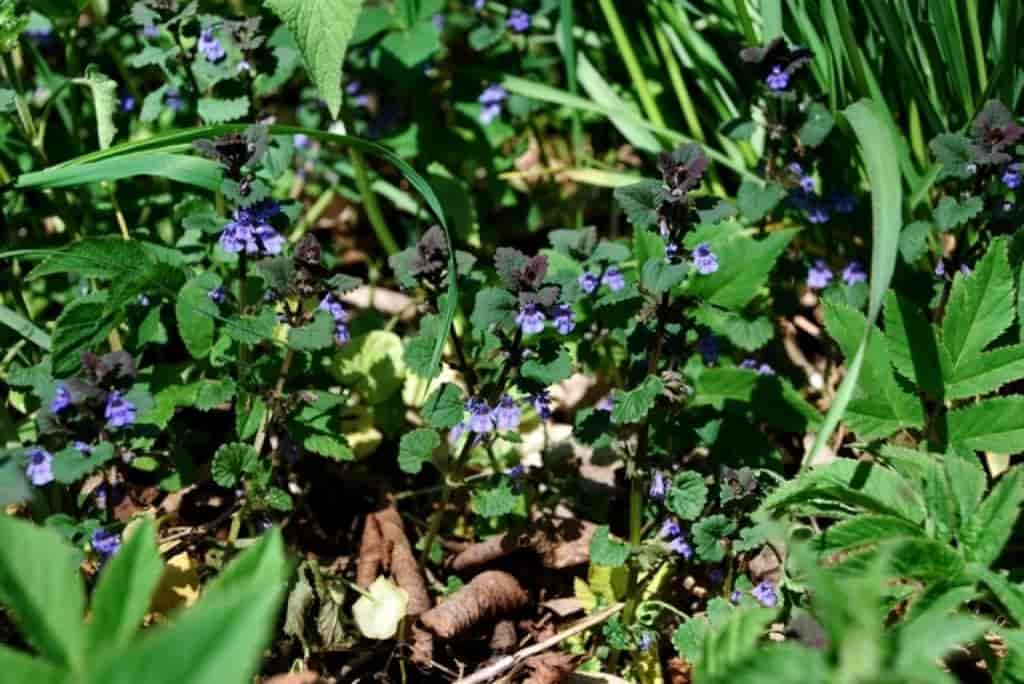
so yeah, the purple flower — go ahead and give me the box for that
[639,632,654,651]
[474,0,485,9]
[649,470,667,500]
[741,359,774,375]
[218,201,285,256]
[506,9,531,32]
[841,261,867,286]
[104,390,137,429]
[730,590,742,604]
[165,87,185,112]
[52,384,72,414]
[492,395,521,431]
[752,580,778,607]
[553,304,576,334]
[92,528,121,559]
[466,397,495,434]
[578,271,600,294]
[959,264,972,277]
[142,24,160,39]
[697,334,719,365]
[669,536,693,559]
[346,81,370,108]
[319,294,351,345]
[293,133,310,150]
[709,568,724,585]
[1002,163,1021,189]
[73,441,92,456]
[448,421,467,445]
[692,243,719,275]
[531,391,552,420]
[807,203,830,224]
[765,65,790,91]
[934,260,946,277]
[596,395,615,412]
[121,93,137,112]
[198,29,226,63]
[516,302,546,335]
[740,358,758,370]
[25,448,54,486]
[137,293,150,307]
[788,163,814,193]
[757,363,775,376]
[478,84,508,124]
[806,259,833,290]
[660,519,681,539]
[208,286,226,304]
[601,266,625,292]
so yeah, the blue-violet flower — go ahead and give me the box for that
[25,448,54,486]
[104,390,137,428]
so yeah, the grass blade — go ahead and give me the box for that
[0,304,51,350]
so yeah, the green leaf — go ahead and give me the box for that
[470,288,517,331]
[224,308,277,345]
[671,618,709,663]
[942,239,1015,373]
[197,96,251,125]
[797,102,834,147]
[16,151,223,192]
[212,443,259,488]
[398,428,440,474]
[422,382,463,429]
[379,21,440,67]
[934,195,983,230]
[896,613,988,672]
[195,379,237,411]
[686,227,796,309]
[641,259,688,294]
[520,348,573,386]
[29,237,152,281]
[736,179,787,223]
[899,221,935,263]
[470,481,518,518]
[51,442,117,484]
[611,375,663,424]
[944,344,1024,400]
[964,468,1024,566]
[331,330,406,404]
[0,515,85,668]
[86,518,163,657]
[692,514,736,562]
[176,274,220,359]
[73,65,118,149]
[263,0,364,118]
[929,133,973,180]
[88,529,288,684]
[693,368,821,433]
[759,458,925,524]
[287,391,353,461]
[883,291,943,396]
[944,451,987,543]
[695,306,773,351]
[805,100,904,467]
[665,471,708,521]
[0,646,63,684]
[948,397,1024,453]
[812,515,925,554]
[0,303,51,350]
[589,525,630,566]
[51,295,119,377]
[263,487,293,512]
[614,180,662,229]
[286,310,335,351]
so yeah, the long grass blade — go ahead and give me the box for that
[0,304,51,350]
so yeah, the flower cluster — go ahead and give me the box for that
[506,9,530,33]
[219,200,285,255]
[92,528,122,559]
[740,358,774,375]
[740,39,812,95]
[478,84,508,124]
[318,293,351,345]
[578,266,625,295]
[198,28,226,63]
[25,447,53,486]
[807,259,867,290]
[659,518,693,559]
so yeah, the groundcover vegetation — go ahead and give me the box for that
[1,0,1024,682]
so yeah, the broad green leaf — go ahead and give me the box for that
[934,195,983,230]
[883,291,943,396]
[378,21,440,67]
[470,481,518,518]
[824,299,923,439]
[88,529,288,684]
[695,306,773,352]
[176,274,220,359]
[520,348,572,386]
[0,647,63,684]
[760,458,925,524]
[397,428,439,474]
[29,237,152,281]
[948,397,1024,453]
[942,239,1014,372]
[589,525,630,567]
[287,391,353,461]
[944,451,987,544]
[698,606,775,677]
[287,310,335,351]
[0,515,85,668]
[422,382,463,429]
[611,375,663,425]
[263,0,364,118]
[73,65,118,149]
[692,514,736,562]
[736,179,787,223]
[224,308,277,344]
[805,100,904,468]
[686,228,796,309]
[944,344,1024,400]
[86,518,163,657]
[51,442,117,484]
[331,331,406,404]
[895,613,988,672]
[197,96,251,124]
[798,102,834,147]
[51,295,119,377]
[0,303,51,350]
[964,468,1024,566]
[665,471,708,521]
[211,443,259,488]
[976,568,1024,625]
[812,515,925,554]
[470,288,517,331]
[615,180,661,229]
[641,259,688,294]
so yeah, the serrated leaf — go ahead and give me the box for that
[422,382,463,429]
[611,375,663,425]
[52,295,119,378]
[30,237,153,280]
[520,348,572,385]
[665,471,708,521]
[687,228,795,309]
[224,308,277,344]
[736,180,787,223]
[379,21,440,67]
[692,368,821,433]
[672,619,709,662]
[589,525,630,566]
[899,221,935,263]
[963,468,1024,566]
[288,392,353,461]
[641,259,688,294]
[948,397,1024,454]
[51,442,117,484]
[470,481,518,518]
[883,291,943,396]
[471,287,517,331]
[944,344,1024,400]
[942,239,1014,374]
[288,310,335,351]
[934,195,983,230]
[797,102,834,147]
[692,514,736,562]
[398,428,439,474]
[212,443,259,488]
[812,515,925,555]
[195,379,236,411]
[614,180,662,229]
[197,96,250,124]
[929,133,973,180]
[264,0,364,118]
[695,306,773,351]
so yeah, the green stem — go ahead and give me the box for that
[965,0,988,95]
[288,187,335,241]
[596,0,666,130]
[349,146,400,256]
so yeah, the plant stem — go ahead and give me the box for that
[965,0,988,95]
[349,146,400,256]
[596,0,666,130]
